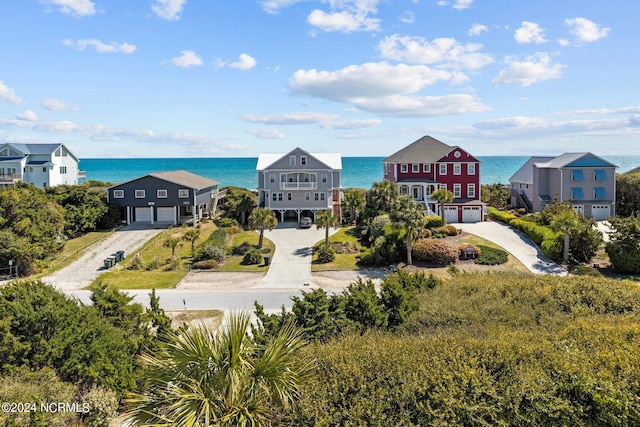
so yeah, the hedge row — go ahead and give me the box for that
[510,218,564,261]
[487,206,518,223]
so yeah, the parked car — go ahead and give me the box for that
[299,216,312,228]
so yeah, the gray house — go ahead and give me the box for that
[509,152,617,220]
[257,147,342,222]
[107,170,222,225]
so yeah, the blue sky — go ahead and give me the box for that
[0,0,638,158]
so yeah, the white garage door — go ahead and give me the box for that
[444,206,459,224]
[462,206,482,223]
[157,207,175,222]
[574,205,584,216]
[135,207,152,223]
[591,205,610,221]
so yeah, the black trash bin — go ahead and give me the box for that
[116,250,125,262]
[264,255,271,266]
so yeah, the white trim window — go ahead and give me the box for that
[135,190,146,199]
[468,163,476,175]
[113,190,124,198]
[412,164,419,173]
[157,189,168,198]
[453,163,461,175]
[467,184,476,199]
[178,189,189,198]
[401,164,408,173]
[321,174,327,183]
[60,166,67,174]
[301,155,307,165]
[439,163,447,175]
[439,184,447,191]
[289,155,296,166]
[270,174,275,183]
[453,184,461,198]
[423,164,431,173]
[287,192,292,201]
[400,185,409,195]
[305,192,310,201]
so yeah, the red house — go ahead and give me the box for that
[383,136,485,223]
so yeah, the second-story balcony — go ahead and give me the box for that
[280,181,318,190]
[0,173,22,183]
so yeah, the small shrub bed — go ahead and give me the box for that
[424,216,443,229]
[569,264,602,276]
[192,260,219,270]
[474,245,508,265]
[232,241,252,255]
[412,239,458,266]
[315,243,336,263]
[242,248,263,265]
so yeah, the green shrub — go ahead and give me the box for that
[232,241,252,255]
[424,215,443,229]
[191,260,219,269]
[369,214,391,241]
[474,245,508,265]
[208,228,228,246]
[511,218,564,261]
[216,217,239,228]
[487,207,518,224]
[412,238,458,266]
[569,264,602,276]
[606,241,640,274]
[145,257,160,270]
[196,244,227,262]
[315,243,336,263]
[242,248,263,265]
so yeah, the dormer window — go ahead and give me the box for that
[301,156,307,165]
[290,156,296,166]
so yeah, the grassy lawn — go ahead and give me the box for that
[166,309,225,330]
[37,229,117,277]
[217,231,275,272]
[312,226,364,271]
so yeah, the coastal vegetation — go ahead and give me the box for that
[616,169,640,217]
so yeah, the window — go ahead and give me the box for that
[287,192,292,201]
[42,167,46,172]
[305,192,310,201]
[439,164,447,175]
[29,167,33,173]
[135,190,145,198]
[113,190,124,198]
[270,174,275,183]
[571,169,584,181]
[453,163,461,175]
[301,156,307,165]
[412,164,419,173]
[60,166,67,174]
[439,184,447,191]
[468,184,476,198]
[468,163,476,175]
[453,184,461,198]
[400,185,409,195]
[423,164,431,173]
[321,174,327,183]
[290,156,296,166]
[278,193,283,201]
[594,170,607,181]
[571,187,584,199]
[272,193,277,202]
[401,164,408,173]
[178,189,189,198]
[314,193,320,201]
[594,187,606,199]
[157,189,167,198]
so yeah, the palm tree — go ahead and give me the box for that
[342,189,365,224]
[316,209,339,245]
[125,311,312,427]
[249,208,277,248]
[390,195,426,266]
[182,228,201,257]
[366,180,398,213]
[237,193,256,225]
[551,210,580,263]
[163,236,182,259]
[431,188,454,226]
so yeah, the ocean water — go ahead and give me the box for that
[80,156,640,190]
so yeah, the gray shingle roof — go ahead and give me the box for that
[149,170,220,189]
[509,156,554,184]
[383,136,454,164]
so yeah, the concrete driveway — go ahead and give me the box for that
[457,221,567,275]
[252,222,339,289]
[43,223,168,290]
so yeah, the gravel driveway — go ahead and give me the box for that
[43,223,168,290]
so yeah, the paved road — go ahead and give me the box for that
[43,223,168,290]
[252,222,339,289]
[458,221,567,275]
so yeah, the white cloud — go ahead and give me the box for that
[40,0,95,17]
[439,0,473,9]
[16,110,38,121]
[307,9,380,33]
[468,23,487,36]
[152,0,187,20]
[492,53,564,87]
[399,11,415,24]
[377,35,493,70]
[243,112,340,125]
[514,21,547,44]
[248,128,286,139]
[321,119,382,129]
[42,98,76,111]
[228,54,257,71]
[259,0,302,14]
[0,81,23,104]
[558,38,570,47]
[170,50,203,68]
[350,94,488,117]
[63,39,137,54]
[564,17,610,43]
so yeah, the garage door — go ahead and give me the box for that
[443,206,459,224]
[462,206,481,223]
[157,207,175,222]
[574,205,584,216]
[135,207,152,223]
[591,205,610,221]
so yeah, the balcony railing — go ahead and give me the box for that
[0,173,22,183]
[280,182,317,190]
[78,171,86,179]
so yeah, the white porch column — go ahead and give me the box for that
[126,206,131,225]
[150,206,154,224]
[173,206,177,225]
